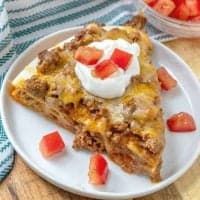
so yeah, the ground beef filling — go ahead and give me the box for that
[25,76,49,99]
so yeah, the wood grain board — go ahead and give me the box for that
[0,38,200,200]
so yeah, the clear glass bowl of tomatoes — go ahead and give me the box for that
[136,0,200,38]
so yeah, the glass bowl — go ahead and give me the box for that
[135,0,200,38]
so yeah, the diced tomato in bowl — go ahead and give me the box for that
[39,131,65,158]
[153,0,176,16]
[190,15,200,21]
[185,0,200,17]
[173,0,185,6]
[167,112,196,132]
[170,3,190,20]
[143,0,200,21]
[144,0,157,6]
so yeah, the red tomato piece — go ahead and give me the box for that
[75,46,103,65]
[173,0,185,6]
[94,59,118,79]
[39,131,65,158]
[190,15,200,21]
[167,112,196,132]
[110,48,133,70]
[144,0,158,6]
[144,0,156,3]
[157,67,177,90]
[170,3,190,20]
[88,153,109,185]
[153,0,176,16]
[185,0,200,17]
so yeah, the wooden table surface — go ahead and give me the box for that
[0,38,200,200]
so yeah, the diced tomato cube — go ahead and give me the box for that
[94,59,118,79]
[153,0,176,16]
[75,46,103,65]
[173,0,185,6]
[39,131,65,158]
[157,67,177,90]
[190,15,200,21]
[170,3,190,20]
[88,153,109,185]
[185,0,200,17]
[144,0,156,3]
[167,112,196,132]
[110,48,133,70]
[144,0,158,6]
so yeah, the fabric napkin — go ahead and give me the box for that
[0,0,174,181]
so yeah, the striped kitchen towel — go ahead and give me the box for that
[0,0,174,181]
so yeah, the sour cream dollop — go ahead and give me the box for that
[75,39,140,99]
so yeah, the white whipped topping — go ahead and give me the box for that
[75,39,140,99]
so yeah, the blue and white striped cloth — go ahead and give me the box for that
[0,0,173,181]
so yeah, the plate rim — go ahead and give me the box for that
[1,26,200,199]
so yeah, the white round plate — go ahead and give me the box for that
[1,26,200,200]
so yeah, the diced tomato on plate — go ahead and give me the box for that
[153,0,176,16]
[88,153,109,185]
[39,131,65,158]
[167,112,196,132]
[75,46,103,65]
[157,67,177,90]
[111,48,133,70]
[94,59,118,79]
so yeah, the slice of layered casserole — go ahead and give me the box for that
[10,16,165,182]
